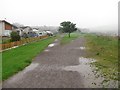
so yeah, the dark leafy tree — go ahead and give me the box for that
[59,21,77,37]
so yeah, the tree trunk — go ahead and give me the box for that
[68,32,70,38]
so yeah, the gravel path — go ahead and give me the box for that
[3,37,87,88]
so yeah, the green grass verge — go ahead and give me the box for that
[60,33,80,44]
[0,53,2,82]
[85,33,118,80]
[2,37,55,80]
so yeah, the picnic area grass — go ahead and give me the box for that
[2,37,55,80]
[60,32,80,44]
[85,33,118,81]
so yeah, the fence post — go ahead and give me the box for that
[2,44,4,50]
[0,44,1,51]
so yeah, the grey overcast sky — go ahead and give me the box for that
[0,0,119,29]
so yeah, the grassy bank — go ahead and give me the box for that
[60,33,80,44]
[0,53,1,82]
[85,33,118,81]
[2,37,55,80]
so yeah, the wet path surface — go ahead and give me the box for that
[3,36,112,88]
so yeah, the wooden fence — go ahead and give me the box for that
[0,35,48,50]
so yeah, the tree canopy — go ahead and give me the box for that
[59,21,77,37]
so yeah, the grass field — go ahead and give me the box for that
[85,33,118,81]
[0,53,1,82]
[2,37,55,80]
[60,33,80,44]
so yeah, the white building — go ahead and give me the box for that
[33,29,47,36]
[0,20,17,37]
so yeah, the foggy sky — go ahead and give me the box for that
[0,0,119,30]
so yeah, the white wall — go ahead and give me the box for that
[0,22,2,36]
[0,22,4,36]
[16,29,23,36]
[0,22,12,36]
[23,27,32,33]
[3,30,12,36]
[38,31,47,36]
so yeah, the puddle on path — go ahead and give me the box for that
[79,47,86,50]
[62,57,107,88]
[75,47,86,50]
[48,43,57,47]
[79,57,95,64]
[44,49,50,52]
[48,44,55,47]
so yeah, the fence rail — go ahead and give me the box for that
[0,35,48,51]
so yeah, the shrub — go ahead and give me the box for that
[10,31,21,42]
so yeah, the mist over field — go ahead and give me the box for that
[0,0,118,34]
[89,25,118,35]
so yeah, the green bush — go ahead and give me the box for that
[10,31,21,42]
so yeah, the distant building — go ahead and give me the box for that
[19,26,38,37]
[45,30,53,36]
[38,31,47,36]
[15,28,24,36]
[20,26,32,34]
[0,20,17,37]
[33,29,47,37]
[32,29,39,37]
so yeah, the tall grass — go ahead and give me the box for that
[85,34,118,80]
